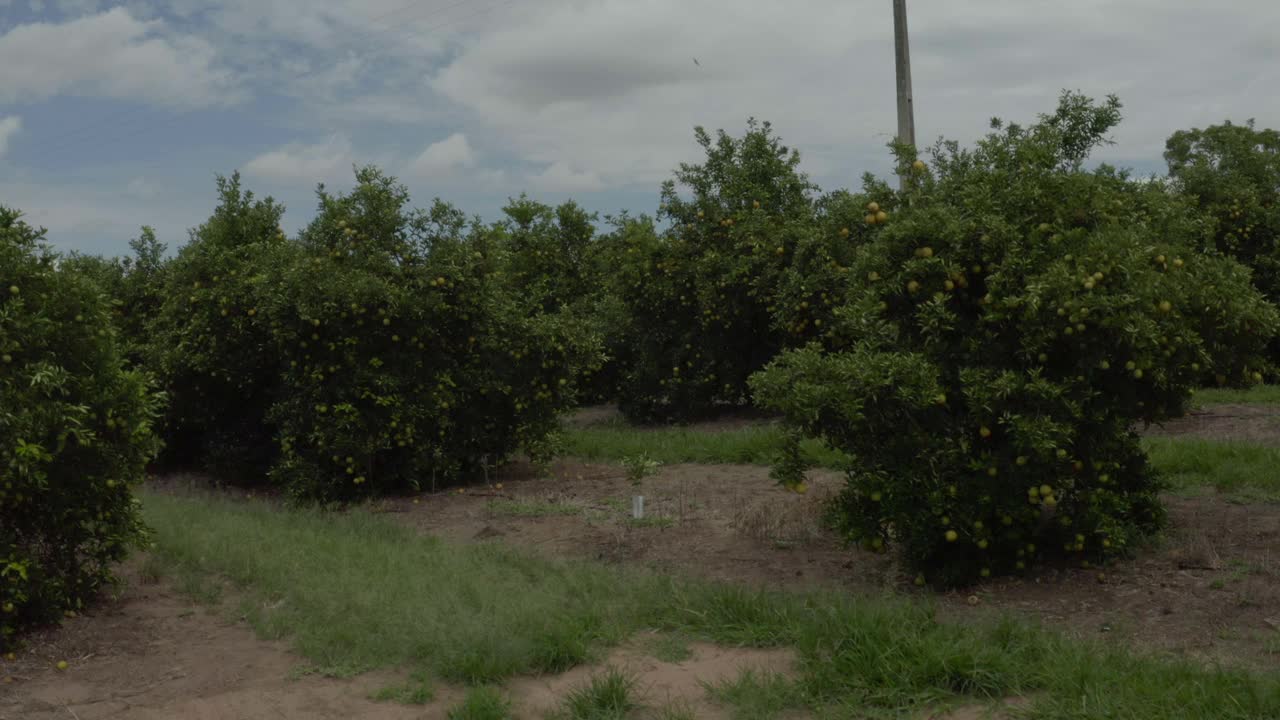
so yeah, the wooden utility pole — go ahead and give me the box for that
[893,0,916,190]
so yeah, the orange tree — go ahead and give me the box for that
[750,93,1279,586]
[254,167,600,502]
[493,195,598,314]
[612,119,875,422]
[1165,120,1280,360]
[486,195,621,402]
[62,227,170,368]
[1,207,162,649]
[147,173,290,480]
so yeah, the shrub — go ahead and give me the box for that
[147,173,290,479]
[490,195,619,403]
[494,195,599,315]
[1165,120,1280,359]
[612,119,834,422]
[62,227,170,368]
[147,169,601,500]
[1,207,162,648]
[261,168,601,501]
[751,92,1280,586]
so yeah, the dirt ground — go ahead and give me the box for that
[3,404,1279,718]
[0,573,803,720]
[1146,402,1280,444]
[398,458,1280,668]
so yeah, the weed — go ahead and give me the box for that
[642,632,693,663]
[370,669,434,704]
[705,668,803,720]
[554,667,639,720]
[627,516,674,530]
[486,499,582,518]
[448,686,513,720]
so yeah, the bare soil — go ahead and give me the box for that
[0,575,444,720]
[1145,403,1280,444]
[398,458,1280,669]
[0,575,803,719]
[4,404,1279,718]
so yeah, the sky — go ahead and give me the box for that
[0,0,1277,257]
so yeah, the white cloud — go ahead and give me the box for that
[430,0,1280,191]
[0,7,241,108]
[125,177,158,199]
[0,116,20,160]
[528,161,604,193]
[243,134,356,184]
[0,177,201,255]
[406,133,475,176]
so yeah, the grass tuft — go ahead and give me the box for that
[447,686,513,720]
[554,667,639,720]
[705,668,803,720]
[642,632,693,664]
[369,669,434,704]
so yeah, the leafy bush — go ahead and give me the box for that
[611,120,843,422]
[61,227,170,368]
[147,167,600,501]
[1165,120,1280,358]
[493,195,599,315]
[489,195,620,403]
[751,93,1280,586]
[1,207,162,648]
[264,168,601,502]
[147,173,290,479]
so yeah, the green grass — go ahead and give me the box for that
[140,490,1280,719]
[626,515,674,529]
[448,686,513,720]
[486,498,583,518]
[641,632,693,663]
[143,491,665,683]
[561,422,847,469]
[553,667,639,720]
[1192,384,1280,406]
[370,669,435,704]
[1143,437,1280,501]
[563,424,1280,501]
[705,668,804,720]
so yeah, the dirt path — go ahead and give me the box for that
[0,573,809,719]
[0,578,438,720]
